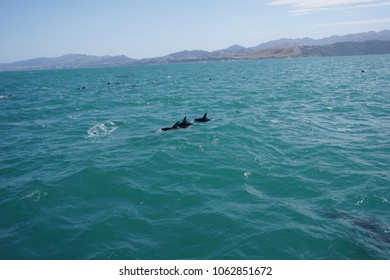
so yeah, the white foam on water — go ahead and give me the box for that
[21,189,48,202]
[87,120,118,138]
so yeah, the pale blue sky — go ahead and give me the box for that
[1,0,389,63]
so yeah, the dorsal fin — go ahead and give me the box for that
[182,116,187,122]
[203,113,207,118]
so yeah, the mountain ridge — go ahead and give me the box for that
[1,30,390,71]
[248,29,390,51]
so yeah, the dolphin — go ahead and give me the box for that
[161,121,180,131]
[178,116,193,128]
[322,210,390,246]
[194,113,211,122]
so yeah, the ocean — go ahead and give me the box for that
[0,55,389,260]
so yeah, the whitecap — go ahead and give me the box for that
[87,120,118,137]
[21,189,48,202]
[66,114,81,120]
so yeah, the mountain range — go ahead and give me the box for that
[1,30,390,71]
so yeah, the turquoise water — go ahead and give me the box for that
[0,56,389,260]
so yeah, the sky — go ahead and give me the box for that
[0,0,389,63]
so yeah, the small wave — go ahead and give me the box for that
[87,120,119,137]
[243,185,264,199]
[66,114,81,120]
[0,95,9,100]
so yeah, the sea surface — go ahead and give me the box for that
[1,55,389,260]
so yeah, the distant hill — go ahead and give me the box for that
[299,40,390,57]
[0,54,135,71]
[248,30,390,51]
[139,39,390,63]
[235,40,390,60]
[1,30,390,71]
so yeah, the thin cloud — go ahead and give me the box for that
[248,30,276,35]
[268,0,390,15]
[316,17,390,27]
